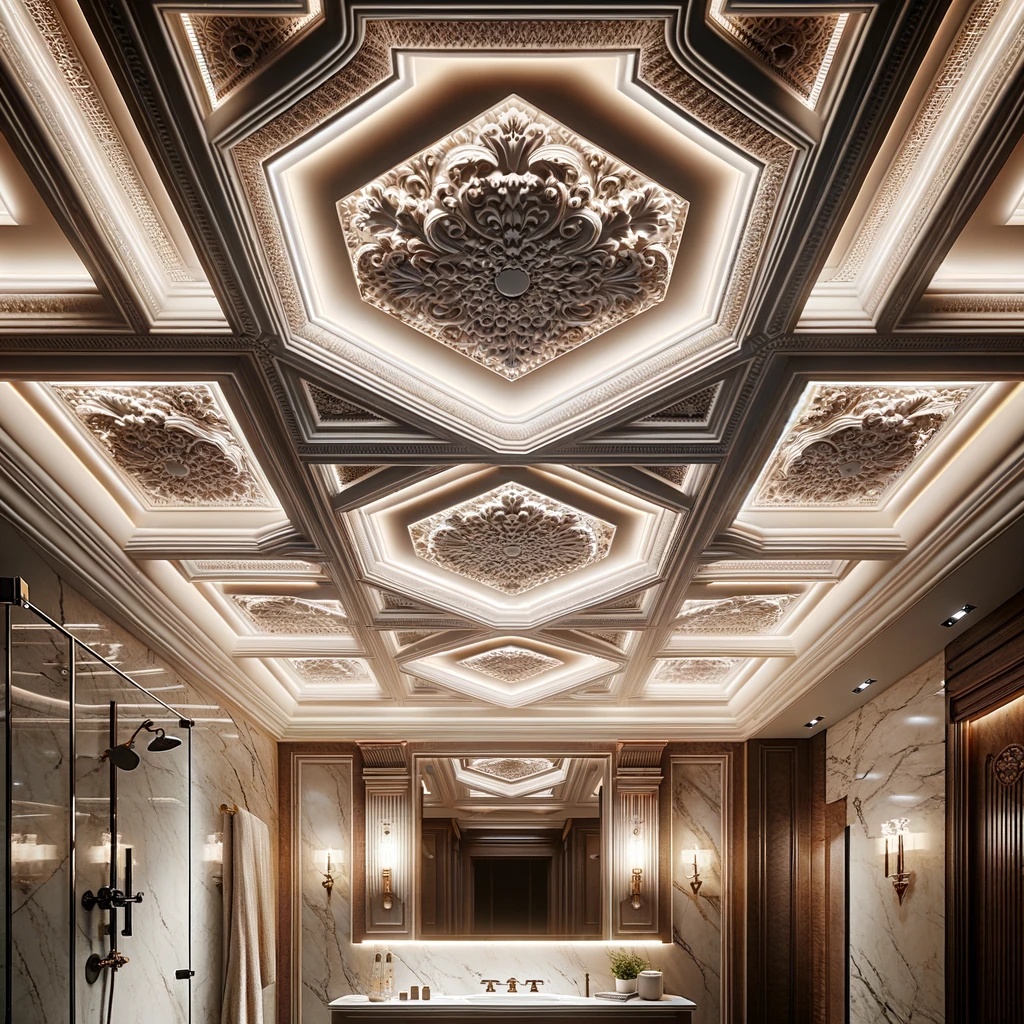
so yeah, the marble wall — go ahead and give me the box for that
[2,520,279,1024]
[296,754,726,1024]
[826,653,946,1024]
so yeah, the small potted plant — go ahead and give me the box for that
[607,949,649,994]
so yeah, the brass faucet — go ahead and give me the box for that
[525,980,544,994]
[505,978,520,993]
[97,950,130,971]
[481,980,500,994]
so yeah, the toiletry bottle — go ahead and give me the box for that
[369,951,385,1002]
[383,950,395,1001]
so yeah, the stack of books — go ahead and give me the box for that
[594,991,640,1002]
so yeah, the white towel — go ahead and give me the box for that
[221,807,276,1024]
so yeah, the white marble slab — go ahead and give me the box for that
[826,653,945,1024]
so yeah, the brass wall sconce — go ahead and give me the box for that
[629,820,644,910]
[882,818,911,904]
[322,847,336,896]
[380,822,395,910]
[688,848,703,898]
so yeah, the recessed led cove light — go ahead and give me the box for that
[805,715,825,728]
[853,678,876,693]
[941,604,976,627]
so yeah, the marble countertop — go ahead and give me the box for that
[330,994,697,1010]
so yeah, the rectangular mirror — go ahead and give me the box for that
[415,754,609,939]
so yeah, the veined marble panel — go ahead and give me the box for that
[671,759,725,1024]
[826,653,945,1024]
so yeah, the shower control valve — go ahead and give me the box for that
[82,886,144,911]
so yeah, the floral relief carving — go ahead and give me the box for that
[409,483,615,595]
[459,646,563,682]
[651,657,743,687]
[339,98,687,379]
[993,744,1024,787]
[676,596,797,635]
[638,382,722,423]
[180,4,323,108]
[752,384,975,508]
[51,384,274,508]
[288,657,372,686]
[708,2,848,107]
[230,596,348,635]
[469,757,556,781]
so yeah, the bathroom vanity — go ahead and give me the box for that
[329,993,696,1022]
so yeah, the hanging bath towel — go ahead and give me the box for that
[221,807,276,1024]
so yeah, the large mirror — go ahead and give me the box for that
[415,754,608,938]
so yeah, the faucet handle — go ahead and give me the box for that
[505,978,520,993]
[481,980,500,993]
[525,980,544,993]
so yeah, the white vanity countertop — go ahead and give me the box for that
[330,994,697,1009]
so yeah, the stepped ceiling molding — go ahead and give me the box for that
[231,20,794,451]
[1,2,1024,741]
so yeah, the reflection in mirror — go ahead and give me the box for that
[417,755,605,938]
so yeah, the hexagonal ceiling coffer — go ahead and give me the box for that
[338,96,687,379]
[409,482,615,595]
[458,646,563,682]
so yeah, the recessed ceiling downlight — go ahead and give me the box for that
[852,678,876,694]
[805,715,825,729]
[941,604,976,627]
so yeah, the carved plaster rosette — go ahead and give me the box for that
[52,384,274,508]
[468,757,556,781]
[288,657,370,685]
[458,646,563,682]
[753,384,975,508]
[339,98,687,379]
[230,595,348,635]
[652,657,743,687]
[675,596,797,635]
[409,482,615,595]
[993,744,1024,787]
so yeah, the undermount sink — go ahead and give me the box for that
[463,994,563,1004]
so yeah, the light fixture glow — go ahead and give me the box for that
[853,678,877,693]
[805,716,825,728]
[379,822,395,911]
[629,820,644,910]
[941,604,975,627]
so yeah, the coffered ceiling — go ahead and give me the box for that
[1,0,1023,742]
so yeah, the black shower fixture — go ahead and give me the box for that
[101,720,181,771]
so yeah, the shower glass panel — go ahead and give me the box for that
[4,587,192,1024]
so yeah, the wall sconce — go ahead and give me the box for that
[687,847,704,898]
[379,823,395,910]
[629,819,644,910]
[321,847,336,896]
[882,818,911,904]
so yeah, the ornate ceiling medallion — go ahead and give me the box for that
[288,657,371,685]
[51,384,276,509]
[459,646,563,682]
[230,596,347,635]
[751,384,976,508]
[408,482,615,595]
[338,97,687,379]
[676,596,797,635]
[468,757,556,781]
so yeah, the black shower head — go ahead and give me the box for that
[146,728,182,752]
[102,719,180,770]
[104,742,142,772]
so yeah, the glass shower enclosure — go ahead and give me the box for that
[3,576,193,1023]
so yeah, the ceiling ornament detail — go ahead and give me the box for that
[675,596,797,635]
[695,559,838,580]
[468,757,556,781]
[287,657,371,685]
[339,98,687,380]
[393,630,439,648]
[332,465,384,489]
[230,596,348,635]
[708,1,848,107]
[304,382,391,424]
[194,559,317,574]
[651,657,743,686]
[751,384,975,508]
[51,384,275,509]
[579,629,630,650]
[408,483,615,595]
[637,383,723,423]
[642,465,695,488]
[458,646,564,682]
[180,4,323,108]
